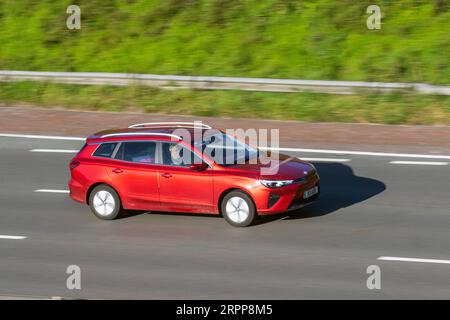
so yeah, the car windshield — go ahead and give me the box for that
[192,132,258,166]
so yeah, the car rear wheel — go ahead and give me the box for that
[89,185,122,220]
[221,191,256,227]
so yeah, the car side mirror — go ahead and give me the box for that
[189,162,209,171]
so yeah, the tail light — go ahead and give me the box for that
[70,160,80,170]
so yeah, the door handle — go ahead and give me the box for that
[161,173,172,178]
[112,168,123,174]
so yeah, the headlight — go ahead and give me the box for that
[260,180,294,188]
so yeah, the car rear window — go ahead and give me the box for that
[93,143,118,158]
[115,142,157,164]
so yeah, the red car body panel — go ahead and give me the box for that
[69,127,320,216]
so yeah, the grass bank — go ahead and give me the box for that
[0,0,449,84]
[1,81,449,125]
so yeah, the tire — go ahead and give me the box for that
[221,190,257,227]
[89,185,122,220]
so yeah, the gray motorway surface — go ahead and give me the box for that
[0,136,450,299]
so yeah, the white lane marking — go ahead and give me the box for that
[261,147,450,160]
[0,235,27,240]
[389,161,448,166]
[378,256,450,265]
[0,133,84,141]
[30,149,78,153]
[299,157,351,163]
[3,132,450,160]
[34,189,70,194]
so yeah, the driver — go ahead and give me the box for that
[169,144,184,166]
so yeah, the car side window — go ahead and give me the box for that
[115,142,157,164]
[161,142,202,167]
[93,143,117,158]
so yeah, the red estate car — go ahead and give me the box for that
[69,122,320,227]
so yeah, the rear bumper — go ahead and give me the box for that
[68,179,87,204]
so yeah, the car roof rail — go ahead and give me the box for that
[100,132,183,140]
[128,122,212,129]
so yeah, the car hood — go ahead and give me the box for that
[228,153,316,180]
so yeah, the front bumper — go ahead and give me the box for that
[286,188,320,212]
[255,173,320,215]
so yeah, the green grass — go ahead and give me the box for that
[2,81,450,125]
[0,0,449,84]
[0,1,449,124]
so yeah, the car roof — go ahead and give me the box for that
[87,124,219,143]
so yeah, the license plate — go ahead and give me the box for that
[303,186,318,199]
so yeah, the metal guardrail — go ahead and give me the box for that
[0,70,449,95]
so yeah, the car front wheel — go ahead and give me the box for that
[221,191,256,227]
[89,185,122,220]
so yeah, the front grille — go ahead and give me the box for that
[288,197,303,209]
[288,185,320,210]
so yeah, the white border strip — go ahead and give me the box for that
[34,189,70,194]
[389,161,448,166]
[262,147,450,160]
[378,256,450,265]
[0,235,27,240]
[0,133,84,141]
[30,149,78,153]
[299,157,351,163]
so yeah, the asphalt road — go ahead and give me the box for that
[1,135,450,299]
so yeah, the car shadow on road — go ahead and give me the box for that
[257,162,386,225]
